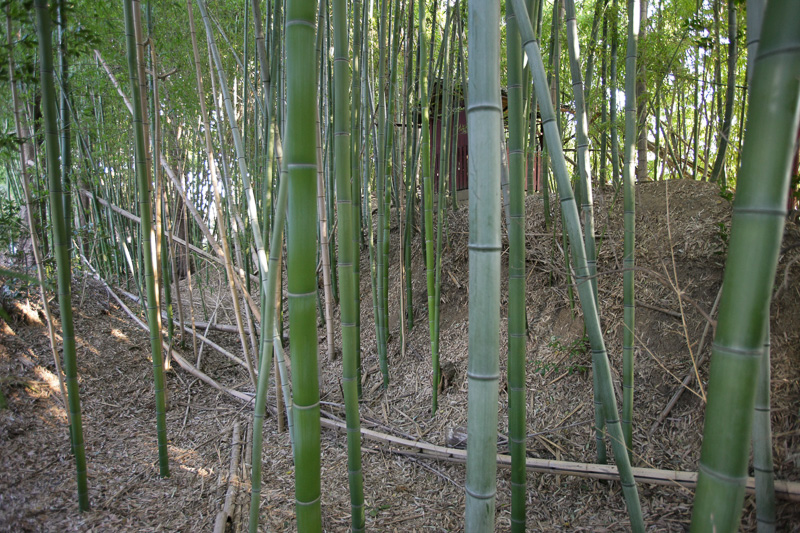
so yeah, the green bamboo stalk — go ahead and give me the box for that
[402,0,416,331]
[332,0,365,525]
[431,7,455,419]
[34,1,89,509]
[526,0,543,196]
[753,319,775,533]
[609,0,621,190]
[599,15,608,186]
[709,0,737,186]
[690,3,800,529]
[249,149,289,533]
[419,0,440,414]
[124,0,170,478]
[509,0,645,528]
[565,0,598,305]
[464,0,501,528]
[8,11,71,429]
[351,0,364,397]
[285,0,321,525]
[621,0,639,458]
[745,0,765,84]
[582,0,604,105]
[506,2,527,529]
[58,0,72,245]
[147,30,171,369]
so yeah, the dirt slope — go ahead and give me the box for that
[1,179,799,531]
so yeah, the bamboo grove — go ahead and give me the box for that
[2,0,799,530]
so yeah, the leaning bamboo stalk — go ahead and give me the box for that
[197,0,271,291]
[249,142,290,533]
[691,4,800,529]
[508,0,644,528]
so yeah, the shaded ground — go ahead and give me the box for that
[1,179,799,531]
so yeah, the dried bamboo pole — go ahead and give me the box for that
[214,423,242,533]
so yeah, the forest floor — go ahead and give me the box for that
[1,179,799,532]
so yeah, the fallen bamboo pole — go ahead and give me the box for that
[115,285,250,370]
[80,254,255,403]
[318,418,800,502]
[81,189,219,267]
[214,422,242,533]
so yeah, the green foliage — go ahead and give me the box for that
[0,266,45,322]
[531,335,590,376]
[0,195,23,253]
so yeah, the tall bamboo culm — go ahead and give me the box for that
[464,0,501,528]
[690,2,800,530]
[505,2,527,530]
[565,0,605,464]
[753,320,775,532]
[285,0,321,526]
[508,0,645,529]
[419,0,439,414]
[248,158,289,533]
[621,0,639,457]
[123,0,170,478]
[34,0,90,510]
[333,0,365,526]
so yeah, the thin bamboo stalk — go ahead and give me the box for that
[753,320,776,532]
[125,0,170,477]
[419,0,439,414]
[8,9,70,427]
[332,0,365,526]
[506,2,527,529]
[35,0,90,508]
[621,0,639,458]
